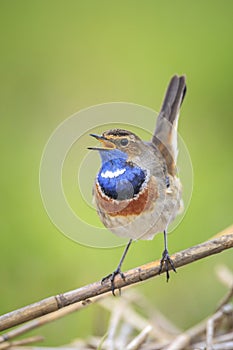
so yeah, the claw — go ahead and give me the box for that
[159,249,176,282]
[101,268,125,296]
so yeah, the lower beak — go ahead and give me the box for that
[88,134,116,150]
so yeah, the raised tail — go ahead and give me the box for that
[152,75,187,175]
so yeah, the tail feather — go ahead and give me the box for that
[152,75,187,175]
[159,75,186,125]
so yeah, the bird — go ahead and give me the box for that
[88,75,187,294]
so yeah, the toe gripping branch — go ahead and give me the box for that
[101,268,125,296]
[159,249,176,282]
[101,239,132,296]
[158,230,176,281]
[101,234,176,295]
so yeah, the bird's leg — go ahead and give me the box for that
[101,239,133,295]
[159,230,176,281]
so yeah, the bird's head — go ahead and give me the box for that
[88,129,144,163]
[88,129,148,200]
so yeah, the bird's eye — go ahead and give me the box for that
[120,138,129,146]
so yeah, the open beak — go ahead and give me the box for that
[87,134,116,151]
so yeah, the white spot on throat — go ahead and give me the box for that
[101,168,126,179]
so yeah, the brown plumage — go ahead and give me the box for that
[89,75,187,294]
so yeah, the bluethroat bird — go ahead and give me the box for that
[88,75,186,294]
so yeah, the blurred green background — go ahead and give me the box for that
[0,0,232,345]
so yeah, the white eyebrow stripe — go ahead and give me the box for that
[101,168,126,179]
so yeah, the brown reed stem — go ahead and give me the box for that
[0,228,232,335]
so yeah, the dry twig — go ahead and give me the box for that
[0,336,44,350]
[126,325,152,350]
[0,229,232,335]
[206,304,233,350]
[215,265,233,311]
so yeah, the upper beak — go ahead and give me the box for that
[87,134,116,150]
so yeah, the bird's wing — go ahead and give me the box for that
[152,75,186,175]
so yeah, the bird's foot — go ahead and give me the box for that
[159,249,176,282]
[101,267,125,296]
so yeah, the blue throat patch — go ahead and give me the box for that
[98,158,146,200]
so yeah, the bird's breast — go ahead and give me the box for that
[95,173,158,218]
[97,158,147,201]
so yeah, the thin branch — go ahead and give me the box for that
[163,318,208,350]
[0,297,107,343]
[126,325,152,350]
[0,336,44,350]
[0,229,232,334]
[215,265,233,311]
[206,304,233,350]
